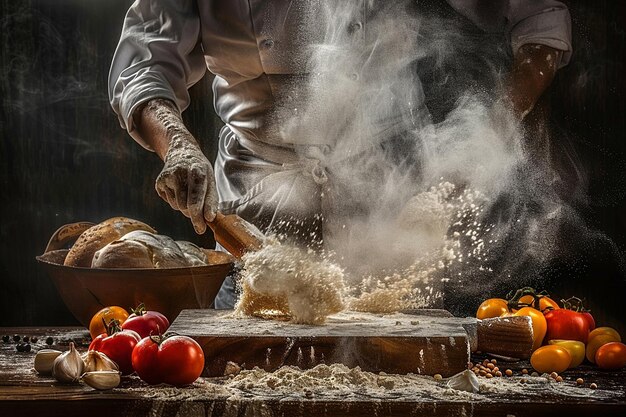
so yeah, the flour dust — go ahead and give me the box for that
[234,0,594,323]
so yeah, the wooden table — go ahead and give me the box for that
[1,327,625,417]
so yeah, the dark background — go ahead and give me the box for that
[0,1,625,327]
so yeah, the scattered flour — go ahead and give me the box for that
[113,367,621,404]
[234,182,495,323]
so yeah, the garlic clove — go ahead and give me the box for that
[52,342,85,383]
[82,350,119,373]
[445,369,480,393]
[81,370,121,390]
[34,349,63,375]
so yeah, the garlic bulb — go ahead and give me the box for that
[81,370,121,390]
[445,369,480,393]
[82,350,119,373]
[34,349,63,375]
[52,342,85,383]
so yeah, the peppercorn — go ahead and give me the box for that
[505,369,513,377]
[13,335,20,342]
[15,343,25,352]
[22,336,29,343]
[31,337,38,343]
[590,383,597,389]
[2,335,9,343]
[576,378,584,385]
[556,376,563,383]
[45,337,54,346]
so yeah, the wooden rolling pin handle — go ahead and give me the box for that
[208,212,264,259]
[474,315,534,359]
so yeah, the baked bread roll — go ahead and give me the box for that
[91,231,209,269]
[175,241,209,266]
[64,217,156,267]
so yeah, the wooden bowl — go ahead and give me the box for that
[36,222,235,326]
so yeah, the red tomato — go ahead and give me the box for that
[581,312,596,332]
[89,329,141,375]
[595,342,626,370]
[544,309,590,344]
[121,304,170,339]
[132,335,204,387]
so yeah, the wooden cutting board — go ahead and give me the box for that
[169,309,472,377]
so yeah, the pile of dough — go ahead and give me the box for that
[235,239,345,324]
[92,231,208,269]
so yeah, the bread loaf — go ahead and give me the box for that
[64,217,156,267]
[91,231,209,269]
[176,241,209,266]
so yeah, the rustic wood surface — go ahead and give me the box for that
[0,326,625,417]
[171,309,470,377]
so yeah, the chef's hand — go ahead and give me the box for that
[134,98,218,234]
[502,44,562,120]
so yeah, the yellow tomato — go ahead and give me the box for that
[548,340,586,368]
[531,345,572,374]
[89,306,129,339]
[514,306,547,351]
[586,333,621,363]
[588,327,622,344]
[476,298,509,320]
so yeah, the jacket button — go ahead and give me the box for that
[261,39,274,49]
[349,21,363,32]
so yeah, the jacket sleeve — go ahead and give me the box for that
[108,0,207,149]
[447,0,572,68]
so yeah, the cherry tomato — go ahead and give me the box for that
[530,345,571,374]
[121,304,170,339]
[514,307,547,351]
[588,327,621,343]
[544,309,590,343]
[89,306,129,339]
[89,328,141,374]
[595,342,626,370]
[586,333,621,363]
[518,295,559,312]
[476,298,508,320]
[548,340,586,368]
[132,335,204,386]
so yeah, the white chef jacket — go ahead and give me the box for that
[109,0,572,234]
[109,0,571,308]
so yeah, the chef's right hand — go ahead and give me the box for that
[155,135,219,234]
[135,98,218,234]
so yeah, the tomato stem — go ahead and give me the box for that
[103,318,122,336]
[130,302,147,316]
[560,296,588,312]
[506,287,552,311]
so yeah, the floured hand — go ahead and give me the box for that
[156,135,218,233]
[135,99,218,234]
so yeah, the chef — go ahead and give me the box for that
[109,0,572,308]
